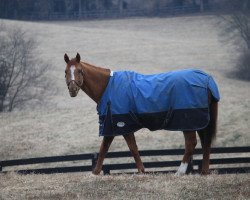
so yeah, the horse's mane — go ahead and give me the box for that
[81,61,110,74]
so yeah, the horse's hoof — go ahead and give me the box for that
[92,169,101,175]
[175,162,188,177]
[174,171,185,177]
[138,167,145,174]
[200,171,210,175]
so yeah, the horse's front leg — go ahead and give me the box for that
[92,136,114,175]
[175,131,197,176]
[123,133,145,173]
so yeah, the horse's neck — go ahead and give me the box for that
[80,62,110,104]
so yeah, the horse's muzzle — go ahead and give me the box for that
[69,91,78,97]
[68,82,80,97]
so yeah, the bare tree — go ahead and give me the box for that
[222,0,250,80]
[0,23,53,112]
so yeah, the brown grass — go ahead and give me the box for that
[0,172,249,200]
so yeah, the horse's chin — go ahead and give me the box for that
[69,91,78,97]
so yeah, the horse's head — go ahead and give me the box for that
[64,53,84,97]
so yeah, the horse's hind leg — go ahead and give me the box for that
[123,133,145,173]
[175,131,197,176]
[198,97,218,175]
[198,129,212,175]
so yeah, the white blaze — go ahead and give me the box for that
[70,65,76,80]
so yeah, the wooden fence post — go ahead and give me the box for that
[198,161,202,173]
[92,153,98,171]
[103,166,110,175]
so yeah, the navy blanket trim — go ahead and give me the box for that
[99,108,209,136]
[97,69,220,136]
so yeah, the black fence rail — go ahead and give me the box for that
[0,146,249,175]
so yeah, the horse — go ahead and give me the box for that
[64,53,220,176]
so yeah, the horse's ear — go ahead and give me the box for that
[64,53,70,64]
[76,53,81,63]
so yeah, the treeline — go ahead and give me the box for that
[0,0,249,20]
[0,0,114,20]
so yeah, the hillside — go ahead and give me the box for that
[0,15,249,161]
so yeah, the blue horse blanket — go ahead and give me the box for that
[97,69,220,136]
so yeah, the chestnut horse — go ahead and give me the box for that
[64,53,219,176]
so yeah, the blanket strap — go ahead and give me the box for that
[129,111,144,128]
[161,107,173,128]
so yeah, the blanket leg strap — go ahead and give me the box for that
[161,107,173,128]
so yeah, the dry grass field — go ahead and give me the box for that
[0,14,250,199]
[0,173,249,200]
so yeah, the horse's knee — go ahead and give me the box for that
[192,139,197,148]
[186,139,197,152]
[129,147,139,156]
[184,132,197,146]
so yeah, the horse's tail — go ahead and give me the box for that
[208,100,218,143]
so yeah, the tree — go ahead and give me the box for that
[0,23,53,112]
[222,0,250,80]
